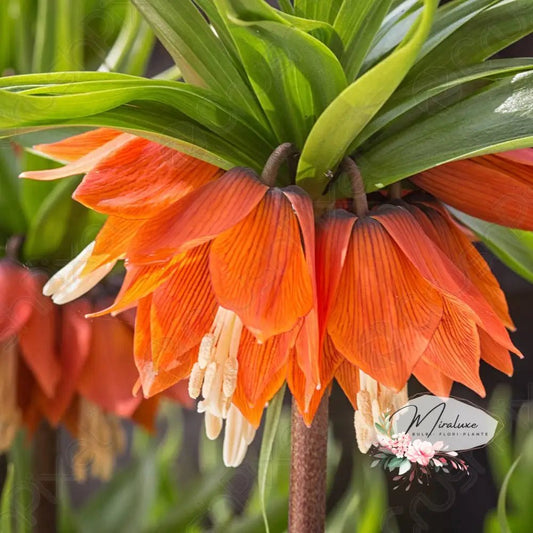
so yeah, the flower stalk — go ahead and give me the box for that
[289,394,329,533]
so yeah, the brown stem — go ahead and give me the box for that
[261,143,298,186]
[341,157,368,217]
[389,181,402,200]
[289,395,329,533]
[5,235,24,261]
[33,421,57,533]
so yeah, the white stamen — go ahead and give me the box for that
[205,412,223,440]
[188,363,204,399]
[353,371,408,453]
[43,242,116,304]
[223,404,256,468]
[222,357,238,398]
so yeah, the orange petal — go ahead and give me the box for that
[478,328,519,376]
[77,315,141,417]
[0,261,36,341]
[233,364,287,428]
[74,138,222,217]
[288,333,343,425]
[236,328,294,408]
[36,300,92,424]
[150,244,217,369]
[134,296,196,397]
[410,203,514,329]
[128,168,268,264]
[32,128,122,162]
[210,188,313,341]
[421,298,485,397]
[21,134,135,181]
[328,217,443,390]
[334,360,361,410]
[412,159,533,230]
[316,210,356,337]
[413,357,454,397]
[373,205,517,353]
[496,148,533,167]
[18,275,61,397]
[131,396,161,433]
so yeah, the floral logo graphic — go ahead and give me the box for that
[369,411,469,491]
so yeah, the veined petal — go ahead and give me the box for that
[32,128,122,162]
[43,242,116,304]
[413,357,454,398]
[129,168,268,264]
[496,148,533,167]
[18,275,61,397]
[236,327,294,408]
[373,206,517,353]
[328,217,443,390]
[334,360,361,410]
[134,296,196,397]
[421,298,485,397]
[150,244,217,369]
[21,134,135,181]
[37,300,92,424]
[77,315,140,417]
[410,203,513,329]
[74,138,222,217]
[412,159,533,230]
[478,329,519,376]
[210,188,313,341]
[0,261,36,341]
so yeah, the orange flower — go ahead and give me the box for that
[0,260,189,479]
[411,149,533,230]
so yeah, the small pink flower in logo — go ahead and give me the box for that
[405,439,436,466]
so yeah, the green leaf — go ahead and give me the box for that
[258,384,286,533]
[22,177,78,261]
[357,71,533,190]
[497,457,521,533]
[219,13,347,147]
[0,140,25,234]
[297,0,438,198]
[0,463,14,533]
[338,0,394,81]
[406,0,533,82]
[355,58,533,147]
[451,210,533,284]
[294,0,344,24]
[131,0,263,123]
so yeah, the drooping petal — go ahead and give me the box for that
[210,188,313,341]
[150,244,217,369]
[334,360,361,410]
[36,300,92,424]
[18,275,61,397]
[328,217,443,390]
[77,315,141,417]
[32,128,122,162]
[420,298,485,397]
[134,296,196,397]
[128,168,268,264]
[413,357,454,398]
[74,138,222,217]
[409,202,514,329]
[373,206,518,354]
[411,159,533,230]
[236,327,295,408]
[0,261,36,341]
[21,134,135,180]
[496,148,533,167]
[478,328,520,376]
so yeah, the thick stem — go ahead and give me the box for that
[341,157,368,217]
[389,181,402,201]
[33,421,57,533]
[261,143,298,186]
[289,395,329,533]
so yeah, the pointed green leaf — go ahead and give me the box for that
[451,210,533,284]
[297,0,438,198]
[497,457,521,533]
[0,140,25,234]
[0,463,14,533]
[258,384,286,533]
[294,0,344,23]
[357,71,533,190]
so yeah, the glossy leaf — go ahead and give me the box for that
[131,0,263,123]
[258,384,286,533]
[451,210,533,284]
[357,71,533,190]
[294,0,344,23]
[220,14,347,147]
[297,0,438,198]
